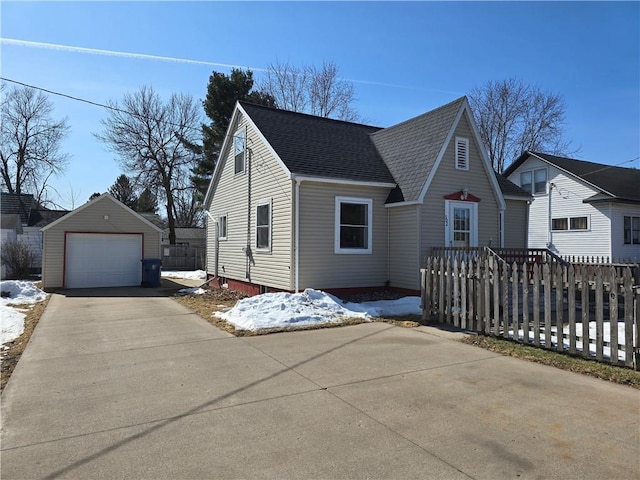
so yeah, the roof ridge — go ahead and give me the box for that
[239,101,382,130]
[372,96,466,134]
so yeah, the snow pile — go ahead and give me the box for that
[1,280,48,344]
[215,288,420,331]
[161,270,206,280]
[176,287,207,296]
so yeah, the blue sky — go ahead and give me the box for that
[1,1,638,210]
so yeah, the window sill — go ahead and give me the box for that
[335,249,372,255]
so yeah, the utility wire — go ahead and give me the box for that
[579,156,640,177]
[0,76,203,133]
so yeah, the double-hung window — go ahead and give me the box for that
[520,168,547,195]
[234,129,246,174]
[256,201,271,251]
[624,216,640,244]
[335,197,372,254]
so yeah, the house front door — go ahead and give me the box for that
[445,200,478,248]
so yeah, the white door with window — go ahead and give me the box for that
[445,201,478,248]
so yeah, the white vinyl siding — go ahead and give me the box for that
[507,157,615,257]
[298,182,389,290]
[41,196,161,290]
[611,205,640,260]
[206,114,292,290]
[420,114,500,256]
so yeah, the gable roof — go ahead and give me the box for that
[1,193,37,225]
[41,193,163,232]
[27,209,70,228]
[505,152,640,204]
[239,102,395,185]
[371,97,465,203]
[495,173,531,199]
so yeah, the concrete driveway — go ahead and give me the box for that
[1,288,638,479]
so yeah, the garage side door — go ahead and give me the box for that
[65,233,143,288]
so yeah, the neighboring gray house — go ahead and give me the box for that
[1,193,69,277]
[204,97,528,296]
[504,152,640,260]
[41,193,163,290]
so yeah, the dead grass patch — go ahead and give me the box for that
[1,295,51,393]
[462,335,640,389]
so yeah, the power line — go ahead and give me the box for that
[0,76,203,134]
[580,156,640,177]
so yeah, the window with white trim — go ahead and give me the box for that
[520,168,547,195]
[256,201,271,250]
[218,214,228,240]
[234,129,246,174]
[335,197,372,254]
[551,216,589,231]
[624,216,640,244]
[455,137,469,170]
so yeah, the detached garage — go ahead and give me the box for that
[41,193,162,290]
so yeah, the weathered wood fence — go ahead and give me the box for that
[421,256,640,370]
[161,245,205,271]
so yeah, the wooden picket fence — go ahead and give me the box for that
[421,256,640,370]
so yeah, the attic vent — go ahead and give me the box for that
[455,137,469,171]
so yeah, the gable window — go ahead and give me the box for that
[256,200,271,250]
[218,214,228,240]
[455,137,469,170]
[335,196,372,254]
[552,216,589,231]
[624,216,640,244]
[234,129,246,174]
[520,168,547,195]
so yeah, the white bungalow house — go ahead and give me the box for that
[503,152,640,261]
[203,97,530,296]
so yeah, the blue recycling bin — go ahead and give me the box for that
[141,259,162,288]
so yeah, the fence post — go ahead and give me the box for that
[556,262,564,352]
[567,265,576,354]
[460,260,467,330]
[533,263,541,347]
[438,257,445,324]
[522,262,529,344]
[581,265,591,359]
[595,267,604,362]
[543,262,552,350]
[623,268,634,368]
[512,261,519,341]
[609,266,619,364]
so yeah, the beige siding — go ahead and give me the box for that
[42,197,161,290]
[207,114,293,290]
[298,182,390,290]
[420,114,501,256]
[503,199,528,248]
[388,205,420,290]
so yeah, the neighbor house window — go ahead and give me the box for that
[234,129,246,174]
[520,168,547,195]
[624,216,640,244]
[455,137,469,170]
[256,201,271,250]
[552,216,589,231]
[218,214,227,240]
[335,196,372,254]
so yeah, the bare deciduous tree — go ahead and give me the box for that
[95,86,201,244]
[468,78,574,173]
[261,60,358,121]
[0,84,70,205]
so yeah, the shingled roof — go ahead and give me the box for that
[495,174,531,198]
[505,152,640,204]
[239,102,395,184]
[370,97,465,202]
[1,193,37,225]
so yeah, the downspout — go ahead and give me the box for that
[245,125,251,280]
[387,207,390,285]
[500,208,505,248]
[547,183,555,248]
[295,178,301,293]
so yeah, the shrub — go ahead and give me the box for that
[1,240,36,279]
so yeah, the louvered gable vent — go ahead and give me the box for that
[455,137,469,170]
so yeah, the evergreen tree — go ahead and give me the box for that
[136,187,158,213]
[191,69,274,196]
[107,174,137,209]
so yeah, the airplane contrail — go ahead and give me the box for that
[1,38,268,72]
[1,37,458,93]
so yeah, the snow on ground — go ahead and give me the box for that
[176,287,207,296]
[161,270,206,280]
[1,280,48,344]
[215,288,421,331]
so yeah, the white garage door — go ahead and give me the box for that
[65,233,143,288]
